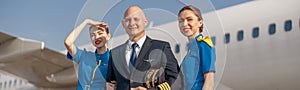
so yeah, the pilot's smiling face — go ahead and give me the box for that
[122,11,147,38]
[89,26,110,48]
[178,10,202,38]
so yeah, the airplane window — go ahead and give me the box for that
[237,30,244,41]
[211,36,216,46]
[253,27,259,38]
[9,80,12,88]
[14,79,17,86]
[19,80,22,85]
[269,23,276,35]
[175,44,180,53]
[4,82,6,88]
[225,33,230,44]
[285,20,292,32]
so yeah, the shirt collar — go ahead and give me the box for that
[127,35,146,49]
[94,48,110,56]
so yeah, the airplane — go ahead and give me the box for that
[0,0,300,90]
[0,32,77,90]
[0,72,36,90]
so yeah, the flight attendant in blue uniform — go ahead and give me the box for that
[178,5,216,90]
[64,19,110,90]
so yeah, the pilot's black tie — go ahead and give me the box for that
[129,43,138,72]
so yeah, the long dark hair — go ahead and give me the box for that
[178,5,203,33]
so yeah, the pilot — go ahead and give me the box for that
[106,6,180,90]
[64,19,110,90]
[178,5,216,90]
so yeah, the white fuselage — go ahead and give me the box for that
[214,0,300,90]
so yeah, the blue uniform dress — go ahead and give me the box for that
[181,34,216,90]
[67,47,110,90]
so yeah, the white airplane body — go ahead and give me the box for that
[213,0,300,89]
[0,0,299,90]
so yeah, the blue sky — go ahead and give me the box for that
[0,0,251,52]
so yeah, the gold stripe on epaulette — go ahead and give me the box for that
[158,82,170,90]
[163,82,170,90]
[165,82,170,90]
[163,83,169,90]
[158,82,171,90]
[158,85,162,90]
[158,84,166,90]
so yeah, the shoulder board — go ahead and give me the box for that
[196,36,214,47]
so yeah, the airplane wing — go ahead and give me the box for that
[0,32,77,89]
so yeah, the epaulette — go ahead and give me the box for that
[196,36,214,47]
